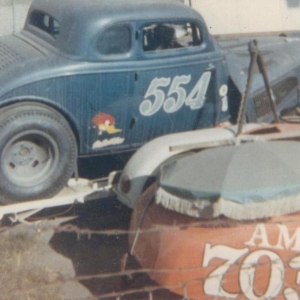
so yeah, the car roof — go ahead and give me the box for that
[25,0,205,58]
[29,0,200,23]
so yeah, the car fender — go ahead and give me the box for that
[114,125,264,208]
[0,97,80,147]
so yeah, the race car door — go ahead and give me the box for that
[127,20,224,145]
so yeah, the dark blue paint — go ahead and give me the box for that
[0,0,299,157]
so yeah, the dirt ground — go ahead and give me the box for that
[1,216,92,300]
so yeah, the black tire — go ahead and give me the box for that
[0,104,77,204]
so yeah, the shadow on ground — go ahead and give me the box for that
[49,199,181,300]
[48,155,181,299]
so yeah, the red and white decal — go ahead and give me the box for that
[202,223,300,299]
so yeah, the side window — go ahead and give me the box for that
[143,22,202,52]
[29,11,60,38]
[97,25,131,55]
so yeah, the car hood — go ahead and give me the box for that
[218,35,300,94]
[0,34,46,71]
[0,34,53,96]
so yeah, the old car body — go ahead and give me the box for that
[129,183,300,300]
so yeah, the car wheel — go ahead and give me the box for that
[0,104,77,204]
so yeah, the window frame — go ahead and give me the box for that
[91,22,135,62]
[137,18,208,60]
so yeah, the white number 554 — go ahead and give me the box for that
[139,72,212,116]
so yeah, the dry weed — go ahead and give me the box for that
[0,232,62,300]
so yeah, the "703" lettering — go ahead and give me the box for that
[203,243,300,300]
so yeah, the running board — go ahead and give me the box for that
[0,176,113,222]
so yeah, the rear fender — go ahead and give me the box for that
[0,97,80,149]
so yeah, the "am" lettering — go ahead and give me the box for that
[245,224,300,251]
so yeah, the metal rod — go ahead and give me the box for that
[236,41,258,136]
[256,41,281,123]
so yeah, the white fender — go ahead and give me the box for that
[115,123,263,208]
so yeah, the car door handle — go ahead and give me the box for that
[206,64,216,71]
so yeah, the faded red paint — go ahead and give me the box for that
[130,184,300,300]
